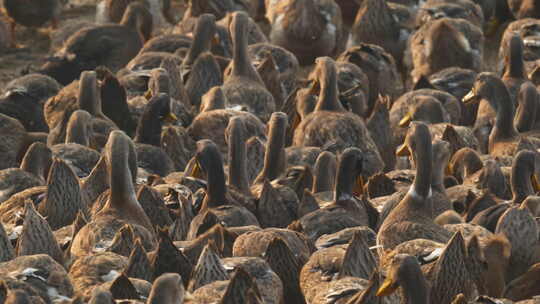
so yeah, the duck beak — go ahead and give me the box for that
[184,291,194,301]
[189,160,204,179]
[353,175,364,197]
[445,163,453,176]
[376,277,399,297]
[532,174,540,193]
[144,89,153,100]
[485,16,500,37]
[163,112,178,124]
[399,112,412,128]
[396,144,410,157]
[462,90,478,105]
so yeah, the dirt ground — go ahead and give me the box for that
[0,2,506,88]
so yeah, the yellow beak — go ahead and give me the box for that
[189,160,204,179]
[532,174,540,193]
[353,175,364,197]
[462,90,478,105]
[399,113,412,128]
[396,144,410,157]
[163,112,178,124]
[376,277,399,297]
[144,89,153,100]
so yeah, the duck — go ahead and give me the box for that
[515,81,540,133]
[177,0,242,34]
[378,232,473,304]
[221,11,275,123]
[2,0,61,48]
[188,86,266,156]
[415,0,485,29]
[148,273,191,304]
[290,147,375,242]
[349,0,407,66]
[508,0,540,19]
[501,34,528,108]
[45,70,118,149]
[181,14,223,109]
[50,110,101,178]
[0,142,50,204]
[300,232,377,304]
[504,262,540,301]
[0,73,62,133]
[133,93,176,177]
[265,0,343,65]
[39,3,152,85]
[292,56,384,177]
[405,17,483,84]
[70,131,155,258]
[463,72,540,158]
[251,112,299,228]
[337,44,404,116]
[377,122,453,251]
[186,139,259,239]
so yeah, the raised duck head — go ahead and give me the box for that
[229,11,263,83]
[120,1,153,42]
[65,110,93,146]
[134,93,177,147]
[334,147,364,201]
[313,57,344,113]
[191,139,228,209]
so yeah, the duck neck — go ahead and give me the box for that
[505,37,526,79]
[231,14,261,82]
[333,161,356,201]
[314,64,343,112]
[184,15,215,66]
[400,266,430,304]
[431,159,446,193]
[203,155,228,209]
[134,102,164,147]
[489,83,518,141]
[258,115,287,182]
[78,73,101,117]
[312,152,336,193]
[20,144,50,179]
[109,141,138,207]
[412,129,433,199]
[511,158,535,204]
[65,112,90,146]
[228,122,250,194]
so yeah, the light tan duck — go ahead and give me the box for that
[266,0,344,65]
[0,142,51,204]
[133,93,176,177]
[378,139,454,226]
[0,156,85,235]
[45,71,118,149]
[447,147,510,201]
[300,232,378,304]
[70,131,155,259]
[233,231,314,304]
[337,44,404,115]
[377,122,453,252]
[349,0,408,65]
[181,14,223,109]
[248,43,300,99]
[0,254,73,303]
[39,3,151,86]
[508,0,540,19]
[378,232,473,304]
[0,113,46,171]
[186,140,259,239]
[220,256,283,304]
[0,73,62,133]
[415,0,485,29]
[188,86,266,156]
[250,112,299,229]
[290,147,376,242]
[221,11,275,123]
[50,110,101,178]
[463,72,540,158]
[405,17,483,84]
[292,57,384,177]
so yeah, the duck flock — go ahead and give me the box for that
[1,0,540,303]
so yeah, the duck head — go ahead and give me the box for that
[334,147,364,201]
[399,96,449,127]
[134,93,177,146]
[377,254,429,304]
